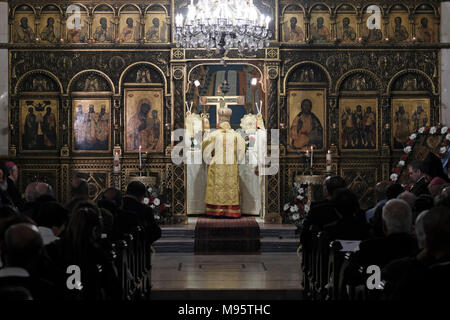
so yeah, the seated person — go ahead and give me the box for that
[387,206,450,300]
[381,209,434,299]
[300,175,346,246]
[0,223,56,300]
[122,181,161,244]
[365,181,390,223]
[370,183,405,237]
[344,199,418,286]
[323,188,369,240]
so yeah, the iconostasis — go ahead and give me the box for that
[7,0,442,223]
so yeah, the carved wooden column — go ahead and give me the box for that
[9,98,18,157]
[265,62,281,224]
[171,61,187,224]
[113,96,122,189]
[60,96,70,157]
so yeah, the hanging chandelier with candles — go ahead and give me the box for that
[175,0,272,54]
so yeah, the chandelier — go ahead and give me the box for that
[175,0,272,54]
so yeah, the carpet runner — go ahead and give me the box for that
[194,217,260,254]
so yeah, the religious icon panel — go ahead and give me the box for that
[118,6,141,43]
[310,10,332,43]
[415,15,436,43]
[336,14,357,43]
[392,98,431,149]
[281,6,305,43]
[19,98,59,152]
[388,13,410,42]
[124,88,164,153]
[12,6,36,43]
[361,6,383,42]
[92,6,115,43]
[72,99,111,152]
[339,98,378,151]
[65,6,89,43]
[287,89,325,152]
[145,7,169,43]
[39,6,62,43]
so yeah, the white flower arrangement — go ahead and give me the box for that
[398,160,405,167]
[150,204,155,209]
[291,213,300,221]
[442,127,449,135]
[147,187,152,193]
[390,173,398,182]
[440,147,448,154]
[153,198,161,206]
[418,127,425,134]
[296,195,304,200]
[446,134,450,141]
[290,205,298,213]
[404,146,412,154]
[283,203,290,211]
[430,126,437,134]
[143,197,149,205]
[298,188,304,194]
[304,204,310,212]
[409,134,417,140]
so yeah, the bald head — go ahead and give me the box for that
[382,199,412,235]
[3,223,43,269]
[35,182,53,198]
[397,191,417,209]
[25,182,39,202]
[25,182,53,202]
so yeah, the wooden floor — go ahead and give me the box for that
[151,253,303,300]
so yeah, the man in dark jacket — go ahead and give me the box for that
[344,199,418,286]
[122,181,161,244]
[407,160,430,196]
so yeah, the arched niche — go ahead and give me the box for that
[92,4,116,43]
[144,4,170,43]
[285,62,329,153]
[11,4,36,43]
[186,63,265,129]
[14,70,62,154]
[68,70,115,95]
[64,3,89,43]
[388,71,437,150]
[119,63,166,154]
[310,3,332,43]
[280,4,306,43]
[337,70,381,152]
[414,3,439,43]
[118,4,141,43]
[38,4,63,43]
[335,4,357,43]
[387,3,411,42]
[15,70,62,95]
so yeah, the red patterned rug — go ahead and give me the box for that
[194,217,260,254]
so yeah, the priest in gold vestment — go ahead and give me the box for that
[202,100,246,217]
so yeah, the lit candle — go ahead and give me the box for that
[310,145,313,169]
[139,145,142,169]
[114,152,119,173]
[326,150,332,172]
